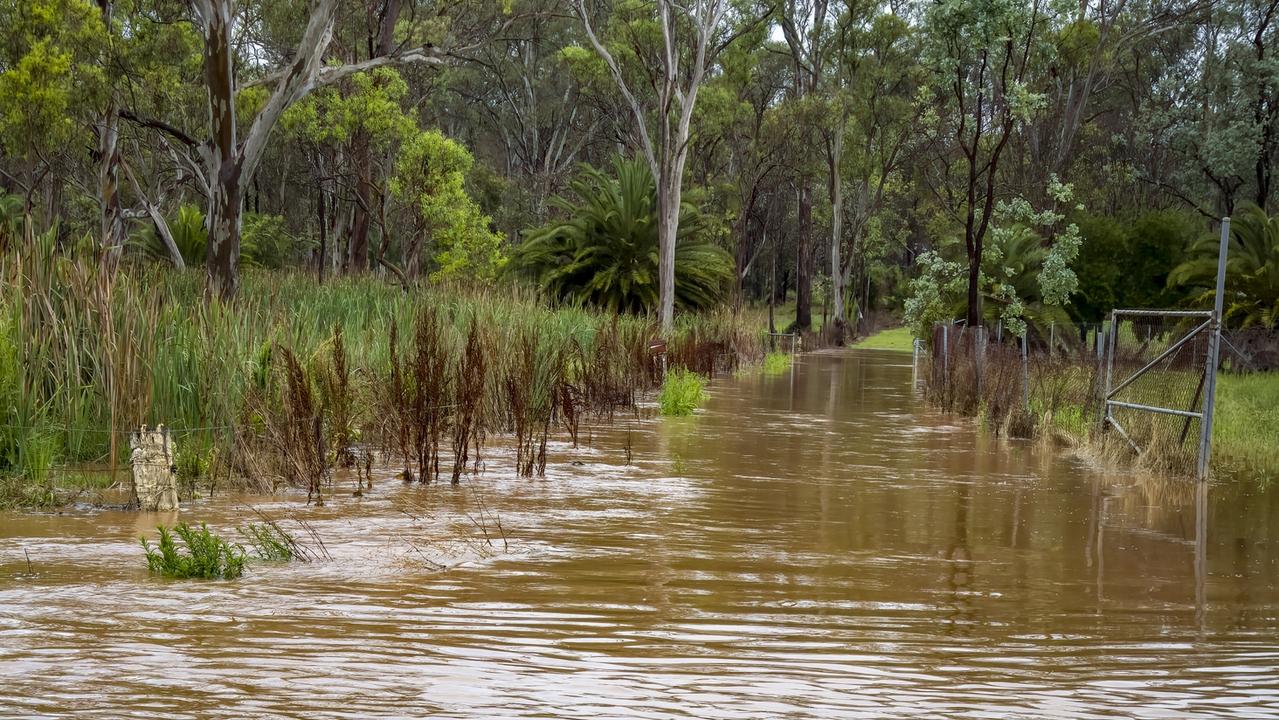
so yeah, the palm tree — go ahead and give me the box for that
[514,157,732,313]
[1169,205,1279,329]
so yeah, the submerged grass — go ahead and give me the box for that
[142,523,246,580]
[658,368,708,416]
[761,352,792,376]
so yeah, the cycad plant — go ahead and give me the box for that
[1169,205,1279,329]
[514,157,732,313]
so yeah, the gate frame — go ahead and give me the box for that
[1100,217,1230,481]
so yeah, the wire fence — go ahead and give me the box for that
[918,316,1279,476]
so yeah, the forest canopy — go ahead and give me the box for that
[0,0,1276,334]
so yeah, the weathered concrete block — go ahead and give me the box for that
[129,425,179,512]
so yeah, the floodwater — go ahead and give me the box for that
[2,350,1278,719]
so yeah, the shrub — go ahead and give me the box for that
[141,523,246,580]
[658,368,708,416]
[762,352,792,375]
[514,156,733,312]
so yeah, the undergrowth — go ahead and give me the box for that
[659,368,708,416]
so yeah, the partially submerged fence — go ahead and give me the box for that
[915,217,1261,479]
[916,315,1279,477]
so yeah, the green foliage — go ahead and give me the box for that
[1169,205,1279,329]
[658,367,708,416]
[905,177,1082,337]
[1073,210,1197,321]
[141,523,247,580]
[139,203,206,265]
[515,157,733,313]
[0,0,106,160]
[238,522,294,562]
[761,351,792,375]
[282,68,415,147]
[391,129,506,281]
[139,205,295,269]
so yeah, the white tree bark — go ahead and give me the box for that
[572,0,730,335]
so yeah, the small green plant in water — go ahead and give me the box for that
[141,523,246,579]
[762,352,792,376]
[659,368,708,416]
[238,522,295,561]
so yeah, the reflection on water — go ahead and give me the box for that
[2,349,1278,719]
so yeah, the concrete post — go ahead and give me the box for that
[129,425,179,512]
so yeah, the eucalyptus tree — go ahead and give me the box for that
[160,0,495,300]
[832,9,920,331]
[778,0,840,332]
[569,0,768,334]
[442,2,609,226]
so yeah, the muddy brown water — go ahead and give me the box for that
[2,349,1278,719]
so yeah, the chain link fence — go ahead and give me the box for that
[917,317,1279,477]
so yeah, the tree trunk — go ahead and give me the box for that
[828,128,845,342]
[966,247,981,328]
[96,1,124,272]
[794,185,813,332]
[347,0,403,271]
[349,133,372,272]
[657,161,678,334]
[98,101,124,270]
[207,164,243,300]
[200,0,240,300]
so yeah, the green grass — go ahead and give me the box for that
[1214,373,1279,482]
[658,368,708,416]
[238,522,296,561]
[2,247,768,500]
[761,351,792,375]
[853,327,917,352]
[142,523,247,580]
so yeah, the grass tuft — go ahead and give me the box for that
[762,352,792,375]
[659,368,708,416]
[141,523,246,580]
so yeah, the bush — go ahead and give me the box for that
[658,368,708,416]
[762,352,792,375]
[141,523,246,579]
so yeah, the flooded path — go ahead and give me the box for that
[3,349,1279,719]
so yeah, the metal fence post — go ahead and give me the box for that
[1049,322,1056,357]
[912,338,920,388]
[942,323,950,401]
[1096,322,1108,427]
[1198,216,1230,480]
[1021,332,1030,413]
[975,326,985,399]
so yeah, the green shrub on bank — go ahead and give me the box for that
[762,352,792,375]
[659,368,708,416]
[142,523,246,580]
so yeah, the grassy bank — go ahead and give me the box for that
[913,325,1277,482]
[853,327,915,352]
[1,246,766,507]
[1212,373,1279,482]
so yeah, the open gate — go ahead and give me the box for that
[1101,218,1229,480]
